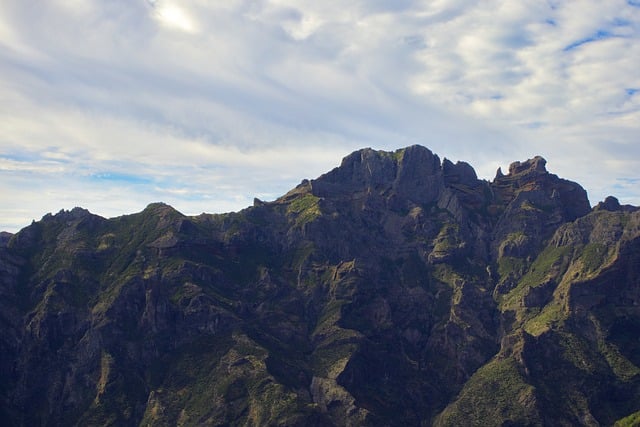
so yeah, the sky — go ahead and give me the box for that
[1,0,639,232]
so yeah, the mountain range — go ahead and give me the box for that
[1,145,640,426]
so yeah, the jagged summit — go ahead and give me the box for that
[507,155,547,175]
[494,155,547,180]
[2,145,640,426]
[312,145,582,198]
[42,206,93,222]
[311,145,549,189]
[305,146,590,236]
[310,145,443,205]
[594,195,639,213]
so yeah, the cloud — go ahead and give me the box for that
[153,2,198,33]
[0,0,639,231]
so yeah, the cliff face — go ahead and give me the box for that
[1,145,639,426]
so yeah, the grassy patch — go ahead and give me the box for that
[525,303,565,336]
[589,314,640,381]
[392,147,406,161]
[600,342,640,381]
[569,242,617,280]
[615,410,640,427]
[580,243,608,272]
[432,223,462,253]
[313,299,349,337]
[311,341,358,378]
[520,200,541,211]
[557,333,598,375]
[497,256,526,278]
[500,246,569,311]
[435,357,538,426]
[520,246,569,288]
[287,194,321,227]
[432,264,462,288]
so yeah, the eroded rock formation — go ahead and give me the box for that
[1,145,639,426]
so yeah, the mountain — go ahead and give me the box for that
[1,145,640,426]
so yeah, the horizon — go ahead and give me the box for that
[2,1,639,232]
[0,144,624,234]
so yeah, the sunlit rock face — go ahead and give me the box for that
[1,145,639,426]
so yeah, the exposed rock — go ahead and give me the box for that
[1,145,639,426]
[508,155,547,175]
[598,195,622,211]
[0,232,12,247]
[594,195,639,213]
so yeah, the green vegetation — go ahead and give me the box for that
[435,357,539,426]
[311,341,358,378]
[504,231,526,242]
[520,200,541,211]
[580,243,608,271]
[432,223,462,254]
[500,246,570,311]
[139,332,313,426]
[287,242,315,272]
[497,256,526,278]
[287,193,321,226]
[519,246,569,288]
[601,341,640,381]
[615,411,640,427]
[139,334,236,425]
[392,148,406,161]
[588,315,640,381]
[5,149,640,427]
[525,303,565,336]
[571,242,617,280]
[432,264,463,288]
[557,333,599,374]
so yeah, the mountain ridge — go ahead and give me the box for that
[1,145,640,426]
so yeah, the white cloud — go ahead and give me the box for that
[0,0,639,232]
[154,3,198,33]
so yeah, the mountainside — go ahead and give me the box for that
[1,145,640,426]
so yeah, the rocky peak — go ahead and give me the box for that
[42,207,93,223]
[442,158,478,187]
[597,196,622,211]
[143,202,181,215]
[594,195,639,213]
[3,144,640,427]
[491,155,590,222]
[491,156,551,197]
[313,145,441,187]
[306,146,592,235]
[508,155,547,176]
[310,145,444,207]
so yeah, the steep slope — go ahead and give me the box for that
[437,207,640,426]
[0,145,638,426]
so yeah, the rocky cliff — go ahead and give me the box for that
[1,145,639,426]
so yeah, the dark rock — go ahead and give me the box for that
[1,145,640,427]
[0,232,12,247]
[598,195,622,211]
[594,195,639,213]
[443,158,478,186]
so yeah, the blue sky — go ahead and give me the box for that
[1,0,639,232]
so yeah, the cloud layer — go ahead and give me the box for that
[1,0,639,231]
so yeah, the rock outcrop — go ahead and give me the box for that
[1,145,639,426]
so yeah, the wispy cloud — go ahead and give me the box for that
[1,0,639,231]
